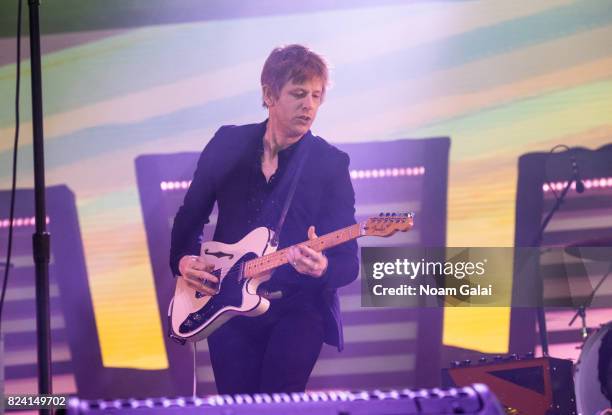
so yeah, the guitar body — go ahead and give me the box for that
[168,212,413,344]
[169,227,276,343]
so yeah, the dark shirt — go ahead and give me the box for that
[245,130,299,231]
[244,129,306,296]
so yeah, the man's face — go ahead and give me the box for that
[265,77,324,138]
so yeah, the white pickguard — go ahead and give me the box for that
[169,227,276,342]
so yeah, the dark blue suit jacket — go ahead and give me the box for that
[170,120,359,350]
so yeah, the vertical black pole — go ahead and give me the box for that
[27,0,52,412]
[535,306,549,356]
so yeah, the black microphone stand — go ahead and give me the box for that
[568,261,612,340]
[530,173,579,356]
[27,0,53,412]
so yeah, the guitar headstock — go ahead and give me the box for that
[362,212,414,237]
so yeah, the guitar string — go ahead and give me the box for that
[196,227,355,293]
[214,225,357,283]
[198,219,403,291]
[243,222,369,275]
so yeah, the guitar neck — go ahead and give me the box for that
[243,223,362,278]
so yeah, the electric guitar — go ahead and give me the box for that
[168,212,414,344]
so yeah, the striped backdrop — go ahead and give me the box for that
[1,0,611,394]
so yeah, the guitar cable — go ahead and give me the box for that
[0,0,23,336]
[192,342,198,398]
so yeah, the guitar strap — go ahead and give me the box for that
[269,136,311,248]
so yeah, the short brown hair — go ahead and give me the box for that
[260,44,329,108]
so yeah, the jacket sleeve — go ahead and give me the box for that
[316,150,359,290]
[169,127,224,276]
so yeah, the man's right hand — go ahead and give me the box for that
[178,255,219,296]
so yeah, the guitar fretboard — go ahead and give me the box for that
[243,223,362,278]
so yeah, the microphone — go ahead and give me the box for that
[570,155,585,194]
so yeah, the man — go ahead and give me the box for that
[169,44,359,394]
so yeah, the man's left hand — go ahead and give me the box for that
[287,225,328,278]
